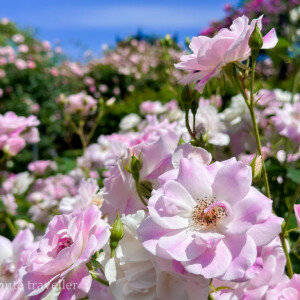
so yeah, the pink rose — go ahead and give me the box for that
[3,137,26,156]
[175,15,278,92]
[138,148,282,280]
[0,229,36,300]
[23,205,110,299]
[28,160,57,175]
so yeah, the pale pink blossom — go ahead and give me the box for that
[23,205,110,300]
[139,150,282,280]
[42,40,51,51]
[140,100,166,115]
[102,210,210,300]
[212,237,287,299]
[3,137,26,156]
[271,102,300,144]
[15,59,27,70]
[99,84,108,93]
[175,15,278,92]
[84,77,95,86]
[55,46,63,53]
[0,229,36,300]
[12,34,24,43]
[1,172,34,195]
[59,178,104,214]
[265,274,300,300]
[1,193,17,215]
[27,60,36,69]
[58,92,97,116]
[18,44,29,53]
[28,160,57,175]
[50,67,59,76]
[119,113,141,131]
[1,18,9,25]
[102,125,180,221]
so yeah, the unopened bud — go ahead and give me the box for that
[250,155,262,180]
[249,23,263,50]
[110,213,124,255]
[131,155,142,182]
[185,37,191,47]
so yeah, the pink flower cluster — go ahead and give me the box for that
[28,160,57,175]
[0,111,39,156]
[100,38,183,83]
[58,92,98,116]
[27,173,79,223]
[200,0,299,40]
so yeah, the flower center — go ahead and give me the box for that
[55,230,74,255]
[191,197,227,230]
[92,195,104,208]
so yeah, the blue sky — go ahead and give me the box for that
[1,0,239,59]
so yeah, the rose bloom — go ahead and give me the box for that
[138,144,282,280]
[59,178,104,214]
[23,205,110,299]
[27,60,36,69]
[15,59,27,70]
[0,229,36,300]
[1,193,17,215]
[212,237,287,299]
[140,100,166,115]
[175,15,278,92]
[103,210,210,300]
[59,92,97,116]
[3,137,26,156]
[265,274,300,300]
[28,160,57,175]
[18,44,29,53]
[12,34,24,43]
[271,102,300,144]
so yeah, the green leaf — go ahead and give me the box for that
[275,38,290,49]
[287,168,300,184]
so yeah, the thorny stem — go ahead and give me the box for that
[87,102,105,143]
[279,180,300,279]
[185,109,201,146]
[192,112,196,134]
[136,182,147,206]
[280,183,300,278]
[78,121,88,150]
[279,232,293,278]
[5,216,18,236]
[283,184,300,234]
[249,58,271,199]
[291,70,300,104]
[233,61,296,277]
[233,65,271,199]
[110,248,115,258]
